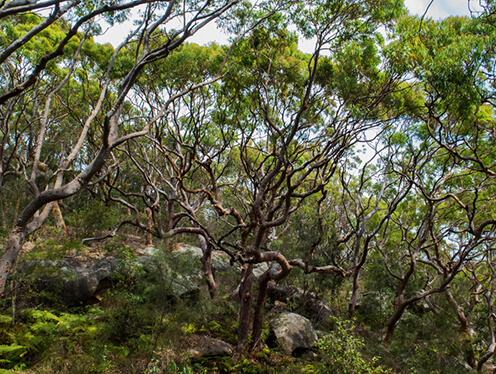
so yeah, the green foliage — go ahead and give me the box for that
[382,305,468,374]
[23,236,84,261]
[66,198,124,237]
[315,318,390,374]
[0,308,109,372]
[2,1,496,374]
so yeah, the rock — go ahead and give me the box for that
[144,245,203,298]
[17,257,119,306]
[60,257,119,305]
[187,337,234,358]
[270,312,318,355]
[253,262,270,278]
[211,251,235,272]
[140,246,158,256]
[60,266,99,305]
[174,244,203,259]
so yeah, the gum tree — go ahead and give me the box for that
[0,0,242,295]
[82,0,405,351]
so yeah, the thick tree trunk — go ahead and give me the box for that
[384,302,407,344]
[249,252,292,351]
[0,226,26,296]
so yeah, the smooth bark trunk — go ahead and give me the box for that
[52,201,67,231]
[0,226,26,296]
[384,302,407,344]
[198,234,218,299]
[0,147,110,295]
[145,207,153,246]
[348,263,360,319]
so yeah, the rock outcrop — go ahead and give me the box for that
[59,257,118,305]
[270,312,318,355]
[16,244,235,305]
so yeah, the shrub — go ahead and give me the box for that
[316,318,390,374]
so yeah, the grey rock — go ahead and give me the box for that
[60,257,119,305]
[188,337,234,358]
[145,245,203,297]
[271,312,318,355]
[211,251,234,272]
[253,262,270,278]
[17,257,119,306]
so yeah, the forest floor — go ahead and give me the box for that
[0,229,483,373]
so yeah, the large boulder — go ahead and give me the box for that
[59,257,119,305]
[142,245,204,297]
[18,257,119,306]
[141,244,233,273]
[270,312,318,355]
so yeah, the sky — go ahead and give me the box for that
[96,0,482,48]
[190,0,482,48]
[404,0,481,19]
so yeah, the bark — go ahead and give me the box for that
[145,207,153,246]
[52,201,67,231]
[250,252,292,351]
[251,271,270,352]
[384,302,408,344]
[0,226,26,296]
[0,146,110,295]
[445,290,476,368]
[348,260,361,319]
[198,234,218,299]
[237,264,254,348]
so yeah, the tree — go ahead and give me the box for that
[79,0,404,351]
[0,0,242,295]
[376,11,496,344]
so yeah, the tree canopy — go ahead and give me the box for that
[2,0,496,372]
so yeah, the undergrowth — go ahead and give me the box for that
[0,230,469,373]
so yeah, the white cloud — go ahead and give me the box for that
[404,0,481,19]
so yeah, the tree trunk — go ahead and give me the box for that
[198,235,218,299]
[384,302,407,344]
[0,226,26,296]
[145,207,153,246]
[348,264,360,319]
[237,264,254,349]
[251,272,270,352]
[52,201,67,231]
[0,147,110,296]
[445,290,476,368]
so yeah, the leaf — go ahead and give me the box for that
[0,369,17,374]
[0,315,12,324]
[0,344,27,355]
